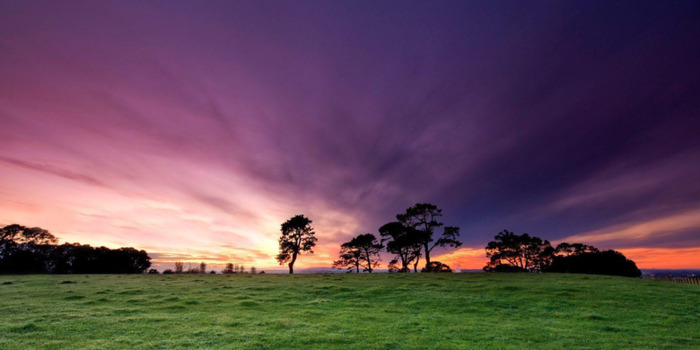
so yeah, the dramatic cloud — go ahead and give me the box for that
[1,1,698,270]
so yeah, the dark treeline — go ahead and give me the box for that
[328,203,462,274]
[484,230,641,277]
[323,204,641,277]
[0,224,151,274]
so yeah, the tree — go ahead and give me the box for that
[396,203,462,270]
[0,225,151,274]
[276,214,317,274]
[333,233,383,273]
[1,224,58,264]
[548,250,641,277]
[199,262,206,274]
[554,242,599,256]
[1,224,58,246]
[379,222,422,273]
[174,261,184,274]
[223,263,234,274]
[483,230,553,272]
[421,261,453,272]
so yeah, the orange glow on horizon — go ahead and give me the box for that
[616,247,700,270]
[430,246,700,272]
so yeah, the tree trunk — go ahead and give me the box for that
[424,243,431,266]
[288,252,297,274]
[401,255,409,272]
[365,248,373,273]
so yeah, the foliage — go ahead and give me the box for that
[554,242,599,256]
[0,225,151,274]
[484,230,641,277]
[421,261,452,272]
[0,224,58,247]
[276,215,317,274]
[332,233,383,273]
[379,222,422,273]
[0,274,696,349]
[223,263,234,274]
[484,230,554,272]
[548,250,642,277]
[395,203,462,269]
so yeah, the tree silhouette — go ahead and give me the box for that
[379,222,422,273]
[174,261,184,274]
[223,263,234,274]
[554,242,599,256]
[421,261,453,272]
[276,214,317,274]
[1,224,147,274]
[548,250,641,277]
[333,233,383,273]
[483,231,641,277]
[484,230,553,272]
[1,224,58,249]
[396,203,462,270]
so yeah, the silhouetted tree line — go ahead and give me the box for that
[328,203,461,273]
[0,224,151,274]
[484,230,641,277]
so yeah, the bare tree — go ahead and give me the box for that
[174,261,184,274]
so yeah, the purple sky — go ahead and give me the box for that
[1,1,699,269]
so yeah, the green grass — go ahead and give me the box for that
[0,273,697,349]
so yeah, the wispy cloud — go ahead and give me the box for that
[0,1,698,269]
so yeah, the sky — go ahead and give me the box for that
[1,1,699,271]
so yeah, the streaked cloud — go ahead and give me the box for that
[1,1,698,270]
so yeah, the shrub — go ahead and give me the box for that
[421,261,453,272]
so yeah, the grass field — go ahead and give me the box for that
[0,273,697,349]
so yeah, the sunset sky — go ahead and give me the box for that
[1,1,698,271]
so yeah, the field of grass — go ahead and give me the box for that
[0,273,697,349]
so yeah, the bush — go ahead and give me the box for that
[147,269,159,274]
[421,261,453,272]
[547,250,641,277]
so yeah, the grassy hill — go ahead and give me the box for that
[0,273,697,349]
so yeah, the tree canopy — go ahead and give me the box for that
[276,215,317,274]
[379,221,422,273]
[421,261,453,273]
[0,224,150,274]
[396,203,462,270]
[333,233,383,273]
[484,230,554,272]
[549,250,641,277]
[484,229,641,277]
